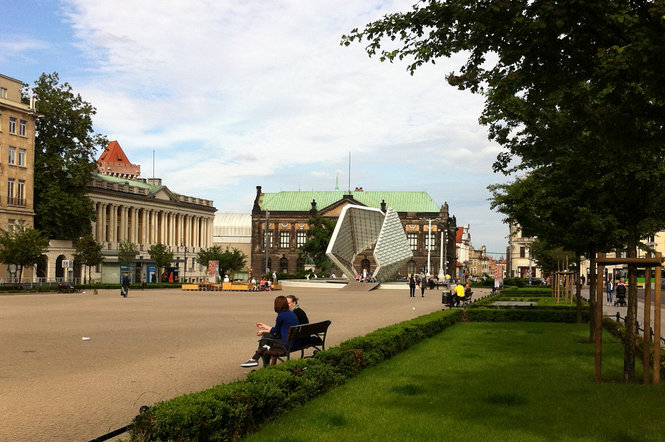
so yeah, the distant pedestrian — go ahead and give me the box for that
[420,273,426,297]
[605,279,614,305]
[408,274,417,297]
[121,276,130,298]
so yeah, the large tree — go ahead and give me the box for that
[299,217,336,272]
[0,222,49,282]
[344,1,665,382]
[147,243,174,279]
[29,72,107,240]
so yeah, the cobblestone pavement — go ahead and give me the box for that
[0,284,464,442]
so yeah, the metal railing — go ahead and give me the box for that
[87,406,148,442]
[609,312,665,346]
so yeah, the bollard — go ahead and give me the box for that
[616,312,621,323]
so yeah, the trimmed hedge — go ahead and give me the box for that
[128,309,462,441]
[466,308,590,323]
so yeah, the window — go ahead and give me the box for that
[408,233,418,251]
[0,88,6,98]
[280,231,290,249]
[425,233,436,251]
[520,247,526,258]
[8,117,16,134]
[19,120,26,137]
[8,146,15,164]
[17,180,25,205]
[7,178,14,203]
[264,231,273,249]
[18,148,26,166]
[297,231,307,248]
[7,219,15,232]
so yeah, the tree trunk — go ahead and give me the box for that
[588,251,596,342]
[625,224,638,383]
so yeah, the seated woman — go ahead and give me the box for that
[241,295,300,368]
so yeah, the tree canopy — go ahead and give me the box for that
[0,222,49,281]
[344,0,665,381]
[117,240,137,267]
[147,243,174,275]
[29,72,107,240]
[195,246,247,278]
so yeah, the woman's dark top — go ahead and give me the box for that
[292,306,309,325]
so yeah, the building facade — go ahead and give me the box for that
[0,74,39,279]
[40,142,216,283]
[507,223,542,278]
[250,186,457,278]
[0,74,38,232]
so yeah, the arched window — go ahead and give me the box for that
[407,259,416,275]
[361,258,370,271]
[296,258,305,271]
[279,257,289,273]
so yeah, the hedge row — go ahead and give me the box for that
[128,309,463,441]
[602,317,665,376]
[466,308,590,323]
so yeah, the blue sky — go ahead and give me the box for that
[2,0,513,257]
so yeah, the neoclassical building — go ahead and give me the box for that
[250,186,457,278]
[41,142,216,283]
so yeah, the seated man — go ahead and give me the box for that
[454,283,465,307]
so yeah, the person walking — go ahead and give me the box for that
[408,274,416,297]
[121,275,130,298]
[420,273,426,297]
[605,279,614,305]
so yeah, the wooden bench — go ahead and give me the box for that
[57,283,79,293]
[262,319,331,366]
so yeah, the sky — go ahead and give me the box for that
[2,0,513,257]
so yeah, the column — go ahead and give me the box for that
[184,214,191,247]
[109,205,118,244]
[169,212,175,246]
[132,207,140,244]
[141,209,149,246]
[194,216,200,248]
[96,203,104,242]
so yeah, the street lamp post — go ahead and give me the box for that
[420,217,440,276]
[181,242,187,283]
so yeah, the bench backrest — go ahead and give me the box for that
[286,319,331,342]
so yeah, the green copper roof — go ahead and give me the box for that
[94,173,157,190]
[259,191,441,212]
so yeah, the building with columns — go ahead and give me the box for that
[41,142,216,283]
[250,186,457,278]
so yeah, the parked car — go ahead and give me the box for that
[526,277,546,286]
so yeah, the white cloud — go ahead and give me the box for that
[52,0,509,253]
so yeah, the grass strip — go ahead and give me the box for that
[242,322,664,442]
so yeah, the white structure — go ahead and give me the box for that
[326,205,412,283]
[213,213,252,278]
[507,223,542,278]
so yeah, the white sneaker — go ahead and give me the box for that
[241,358,258,368]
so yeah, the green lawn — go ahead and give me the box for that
[242,322,664,442]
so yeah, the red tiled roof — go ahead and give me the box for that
[456,226,464,243]
[98,141,131,164]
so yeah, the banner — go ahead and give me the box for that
[208,260,219,283]
[494,264,504,290]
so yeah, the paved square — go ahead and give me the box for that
[0,284,460,442]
